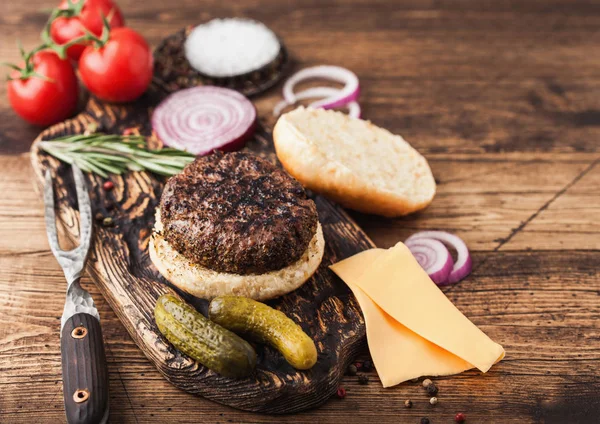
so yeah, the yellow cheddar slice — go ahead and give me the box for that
[332,249,473,387]
[330,243,504,387]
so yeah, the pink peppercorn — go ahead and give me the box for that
[336,387,346,399]
[102,181,114,191]
[455,412,466,423]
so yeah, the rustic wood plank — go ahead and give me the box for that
[503,162,600,250]
[4,0,600,154]
[4,153,598,254]
[352,159,594,250]
[2,0,600,422]
[2,250,599,423]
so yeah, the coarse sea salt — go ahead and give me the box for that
[184,18,281,78]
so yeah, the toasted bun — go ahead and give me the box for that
[273,107,436,217]
[150,210,325,301]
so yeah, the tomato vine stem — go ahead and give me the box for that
[39,1,115,59]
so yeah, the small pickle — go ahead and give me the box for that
[208,296,318,370]
[154,294,257,378]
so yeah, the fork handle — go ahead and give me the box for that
[61,313,109,424]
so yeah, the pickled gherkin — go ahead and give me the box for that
[155,294,257,378]
[209,296,317,370]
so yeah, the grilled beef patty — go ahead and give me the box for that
[159,151,318,275]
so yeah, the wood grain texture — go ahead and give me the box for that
[2,0,600,422]
[29,78,375,412]
[61,312,109,424]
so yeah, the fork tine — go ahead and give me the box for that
[72,165,93,254]
[43,170,61,257]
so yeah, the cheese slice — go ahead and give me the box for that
[330,243,504,387]
[333,249,473,387]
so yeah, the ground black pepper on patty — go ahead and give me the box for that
[159,151,319,275]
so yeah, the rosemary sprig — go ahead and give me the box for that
[39,133,195,178]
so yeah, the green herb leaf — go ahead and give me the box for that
[40,133,195,177]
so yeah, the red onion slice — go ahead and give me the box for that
[282,65,360,110]
[274,86,361,119]
[405,238,453,286]
[152,86,256,156]
[345,102,361,119]
[406,231,473,284]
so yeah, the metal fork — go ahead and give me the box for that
[44,166,109,424]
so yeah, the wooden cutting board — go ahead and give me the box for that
[29,64,375,412]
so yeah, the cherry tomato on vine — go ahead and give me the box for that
[79,27,153,102]
[79,27,153,103]
[7,50,79,126]
[49,0,125,61]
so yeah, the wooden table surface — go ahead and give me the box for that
[1,1,599,423]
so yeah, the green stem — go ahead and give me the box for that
[3,42,55,81]
[40,2,100,59]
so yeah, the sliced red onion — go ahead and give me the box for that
[405,238,453,285]
[406,231,472,284]
[152,86,256,156]
[345,102,361,119]
[282,65,360,110]
[273,86,361,119]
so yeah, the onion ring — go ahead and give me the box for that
[274,86,361,119]
[282,65,360,110]
[152,86,256,156]
[406,231,473,284]
[405,238,454,286]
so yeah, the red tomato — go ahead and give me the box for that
[79,27,153,103]
[50,0,125,61]
[7,51,79,126]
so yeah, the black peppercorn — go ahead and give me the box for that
[358,374,369,385]
[426,384,438,396]
[95,212,104,222]
[347,364,358,376]
[420,418,430,424]
[362,359,373,371]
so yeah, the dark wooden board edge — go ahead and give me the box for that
[29,84,376,413]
